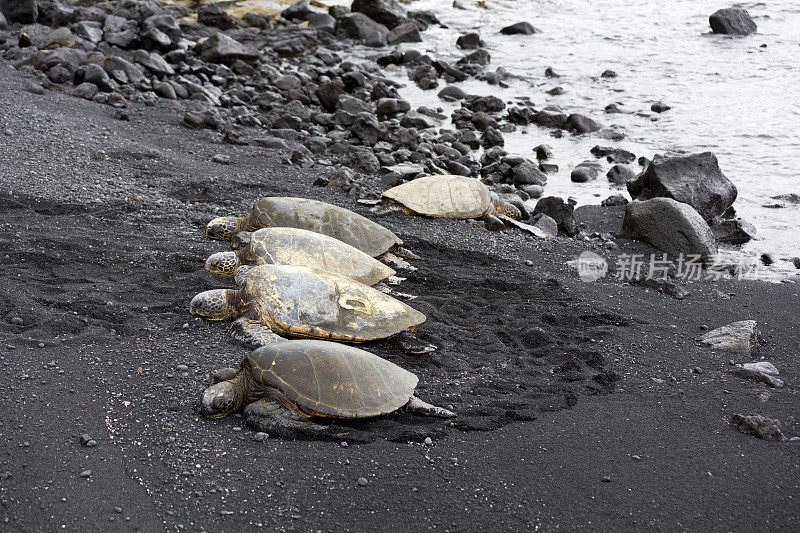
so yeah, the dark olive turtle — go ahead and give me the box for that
[200,340,454,434]
[189,264,425,348]
[205,227,395,286]
[205,197,402,258]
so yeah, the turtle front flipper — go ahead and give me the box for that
[229,318,284,349]
[205,251,242,276]
[403,396,455,418]
[243,397,327,438]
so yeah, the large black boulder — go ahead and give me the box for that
[533,197,577,236]
[337,12,389,46]
[709,8,757,35]
[499,22,540,35]
[351,0,407,29]
[627,152,737,222]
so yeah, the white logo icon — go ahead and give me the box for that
[568,251,608,282]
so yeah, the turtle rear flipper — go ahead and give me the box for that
[403,396,455,418]
[243,397,327,437]
[394,331,436,355]
[229,318,283,349]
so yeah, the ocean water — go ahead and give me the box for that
[380,0,800,272]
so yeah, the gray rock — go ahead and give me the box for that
[565,113,602,134]
[103,56,145,84]
[499,22,540,35]
[458,49,491,66]
[437,85,467,101]
[198,3,237,30]
[183,101,224,130]
[142,14,181,43]
[73,82,98,99]
[357,477,369,486]
[400,110,438,129]
[133,50,174,76]
[571,160,602,182]
[651,101,671,113]
[710,218,756,244]
[376,98,410,116]
[315,82,345,112]
[740,361,779,376]
[351,0,407,29]
[197,33,259,64]
[607,164,636,185]
[281,1,314,22]
[46,65,70,84]
[697,320,762,357]
[351,113,382,145]
[513,161,547,186]
[532,109,567,129]
[0,10,6,29]
[533,197,576,236]
[75,21,103,43]
[532,214,558,238]
[601,194,628,207]
[710,8,757,36]
[342,146,380,173]
[1,0,37,23]
[37,0,74,26]
[731,414,785,441]
[387,22,421,44]
[533,144,553,160]
[620,198,717,258]
[76,64,113,92]
[336,12,389,47]
[308,13,335,33]
[456,32,483,49]
[731,367,783,388]
[79,469,92,478]
[627,152,737,222]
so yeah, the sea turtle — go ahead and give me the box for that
[205,227,396,286]
[381,174,521,228]
[189,264,429,351]
[200,340,454,436]
[205,197,402,258]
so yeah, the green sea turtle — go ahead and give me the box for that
[205,227,396,286]
[381,174,521,227]
[189,264,429,351]
[205,197,402,258]
[200,340,454,436]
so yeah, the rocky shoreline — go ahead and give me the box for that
[1,0,798,530]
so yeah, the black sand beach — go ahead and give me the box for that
[1,3,799,530]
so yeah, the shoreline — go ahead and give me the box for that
[1,1,799,530]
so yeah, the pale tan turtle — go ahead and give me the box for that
[205,227,396,286]
[381,175,521,226]
[189,264,431,352]
[200,340,454,436]
[205,197,402,258]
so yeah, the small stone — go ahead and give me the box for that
[9,317,23,326]
[524,260,533,267]
[114,507,123,513]
[601,476,612,483]
[631,455,641,461]
[693,367,703,374]
[212,154,231,165]
[253,432,268,442]
[357,477,368,486]
[175,364,189,372]
[340,441,348,448]
[79,470,92,478]
[424,437,433,445]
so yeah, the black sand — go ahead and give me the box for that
[1,65,799,531]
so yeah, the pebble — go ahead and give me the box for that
[631,455,641,461]
[79,470,92,478]
[9,317,23,326]
[340,441,348,447]
[524,260,533,267]
[212,154,231,164]
[424,437,433,445]
[253,432,268,442]
[176,364,189,372]
[693,367,703,374]
[357,477,368,486]
[601,476,612,482]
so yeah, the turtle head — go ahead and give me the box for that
[491,198,522,219]
[205,252,241,276]
[189,289,240,320]
[205,216,242,241]
[200,374,246,418]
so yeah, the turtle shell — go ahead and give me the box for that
[245,227,395,286]
[245,197,402,258]
[246,340,418,418]
[241,264,424,342]
[382,175,492,219]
